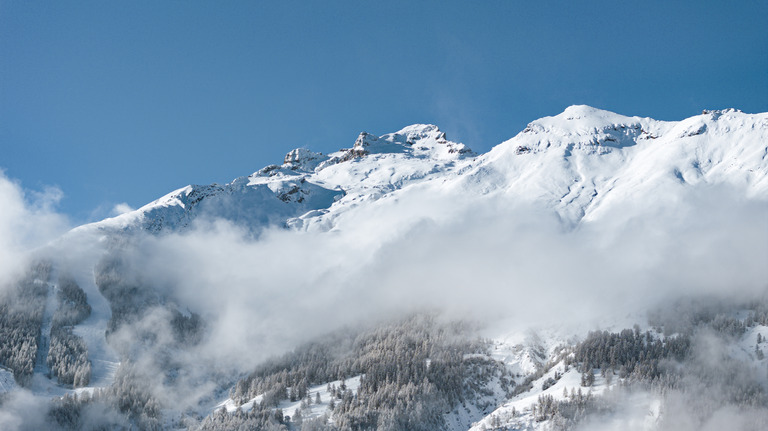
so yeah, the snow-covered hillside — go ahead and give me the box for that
[463,106,767,224]
[78,106,767,237]
[2,106,766,431]
[83,123,473,234]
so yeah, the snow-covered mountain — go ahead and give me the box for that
[86,123,473,234]
[2,106,767,431]
[82,106,767,238]
[464,106,767,222]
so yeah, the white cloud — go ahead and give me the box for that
[111,202,135,216]
[123,180,768,371]
[0,170,69,287]
[2,165,763,415]
[0,390,50,431]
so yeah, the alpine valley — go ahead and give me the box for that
[1,106,767,430]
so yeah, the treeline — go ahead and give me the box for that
[198,407,290,431]
[517,298,768,431]
[527,390,608,429]
[207,314,512,431]
[648,296,751,337]
[52,274,91,327]
[94,255,162,336]
[48,361,163,431]
[745,298,768,327]
[0,261,50,385]
[50,248,206,428]
[0,262,94,387]
[94,253,204,351]
[568,327,691,383]
[47,274,92,387]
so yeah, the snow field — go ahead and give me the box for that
[216,375,362,422]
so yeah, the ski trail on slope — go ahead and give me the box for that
[71,266,120,388]
[33,274,58,377]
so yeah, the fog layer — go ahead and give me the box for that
[127,182,768,368]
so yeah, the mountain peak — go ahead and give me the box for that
[283,148,328,172]
[79,107,767,237]
[313,125,473,171]
[560,104,613,118]
[394,123,442,138]
[555,104,640,125]
[518,105,659,140]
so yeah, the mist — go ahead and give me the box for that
[122,181,768,372]
[572,328,768,431]
[0,390,51,431]
[0,165,766,428]
[0,171,69,289]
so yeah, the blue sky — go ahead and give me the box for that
[1,1,766,224]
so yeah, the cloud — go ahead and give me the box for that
[0,390,53,431]
[0,163,758,431]
[119,179,768,374]
[0,170,69,287]
[2,166,759,417]
[574,329,768,431]
[111,203,134,216]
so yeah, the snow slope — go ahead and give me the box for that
[73,106,767,238]
[216,375,362,422]
[0,367,16,394]
[82,124,473,235]
[458,106,768,225]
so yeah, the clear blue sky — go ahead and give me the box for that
[2,1,766,224]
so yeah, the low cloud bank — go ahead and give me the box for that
[125,182,768,370]
[0,166,766,426]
